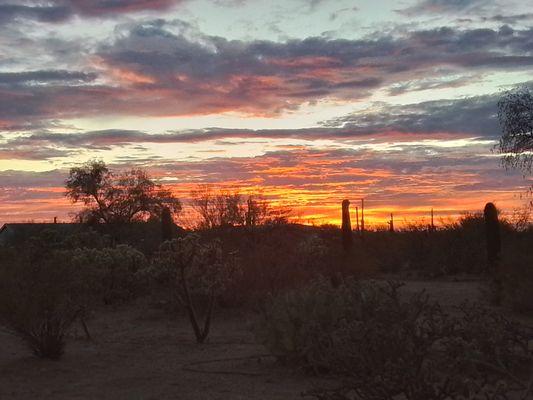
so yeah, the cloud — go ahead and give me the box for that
[0,91,507,161]
[483,13,533,24]
[1,21,533,125]
[387,75,482,95]
[77,23,533,115]
[62,0,181,16]
[0,4,71,24]
[0,0,182,25]
[321,94,501,137]
[399,0,490,15]
[0,70,97,85]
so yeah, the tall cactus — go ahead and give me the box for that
[341,199,352,251]
[483,202,501,272]
[161,207,173,242]
[360,198,365,234]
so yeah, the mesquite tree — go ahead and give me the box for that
[66,160,181,224]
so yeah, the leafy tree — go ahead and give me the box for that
[498,86,533,174]
[65,160,181,223]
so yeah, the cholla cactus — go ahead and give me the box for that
[341,200,352,251]
[163,234,238,343]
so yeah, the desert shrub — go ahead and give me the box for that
[501,260,533,313]
[253,278,364,370]
[61,228,113,249]
[69,245,148,305]
[0,250,92,359]
[227,227,310,304]
[497,231,533,312]
[149,234,238,343]
[364,214,519,276]
[223,225,376,307]
[255,280,533,399]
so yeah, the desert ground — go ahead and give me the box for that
[4,277,527,400]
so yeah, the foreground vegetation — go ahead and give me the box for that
[1,207,532,398]
[1,162,532,399]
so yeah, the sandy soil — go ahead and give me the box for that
[1,278,530,400]
[1,302,315,400]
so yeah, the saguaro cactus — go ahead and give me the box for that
[484,202,501,272]
[360,199,365,234]
[161,207,173,242]
[341,199,352,251]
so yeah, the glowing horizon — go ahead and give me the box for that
[0,0,532,227]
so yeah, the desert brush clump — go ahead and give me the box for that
[495,227,533,313]
[0,231,152,359]
[69,244,148,305]
[0,248,94,359]
[363,212,507,276]
[253,278,363,371]
[255,279,533,400]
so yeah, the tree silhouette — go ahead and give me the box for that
[65,160,181,223]
[498,86,533,174]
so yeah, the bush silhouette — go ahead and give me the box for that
[0,250,89,359]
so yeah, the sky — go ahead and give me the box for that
[0,0,532,227]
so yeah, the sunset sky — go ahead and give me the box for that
[1,0,532,227]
